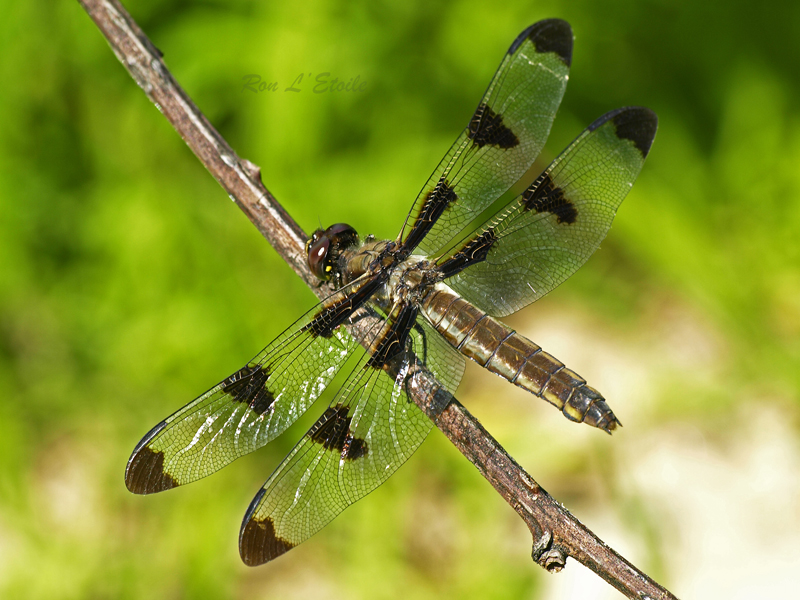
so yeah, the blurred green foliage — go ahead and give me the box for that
[1,0,799,598]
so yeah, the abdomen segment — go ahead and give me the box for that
[421,287,620,433]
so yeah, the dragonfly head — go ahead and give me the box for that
[306,223,360,281]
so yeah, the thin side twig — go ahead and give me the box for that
[77,1,678,598]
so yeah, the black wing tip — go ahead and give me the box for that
[125,444,179,494]
[239,490,295,566]
[588,106,658,158]
[509,19,573,67]
[125,420,180,494]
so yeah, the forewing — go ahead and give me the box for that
[124,278,384,494]
[399,19,573,257]
[239,311,465,566]
[440,107,658,317]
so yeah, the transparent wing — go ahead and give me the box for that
[238,311,465,566]
[125,277,384,494]
[399,19,573,257]
[438,107,658,317]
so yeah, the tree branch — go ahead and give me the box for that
[77,1,678,598]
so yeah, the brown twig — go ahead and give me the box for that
[77,1,678,598]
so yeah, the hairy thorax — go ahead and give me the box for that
[340,238,436,311]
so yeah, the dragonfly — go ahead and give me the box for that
[126,18,657,566]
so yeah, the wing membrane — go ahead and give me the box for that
[125,278,382,494]
[239,310,465,565]
[439,107,657,317]
[399,19,573,257]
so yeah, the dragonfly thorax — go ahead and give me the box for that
[383,254,432,304]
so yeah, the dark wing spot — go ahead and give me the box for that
[368,303,418,369]
[341,435,369,460]
[509,19,573,66]
[401,177,458,254]
[423,178,458,215]
[125,430,179,494]
[308,403,369,460]
[468,103,519,149]
[304,275,385,338]
[240,508,295,566]
[221,364,275,415]
[523,173,577,224]
[439,228,498,279]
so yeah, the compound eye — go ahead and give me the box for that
[307,235,332,280]
[325,223,357,241]
[305,229,323,255]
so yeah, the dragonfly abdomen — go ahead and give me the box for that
[421,287,620,433]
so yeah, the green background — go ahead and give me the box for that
[2,0,799,598]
